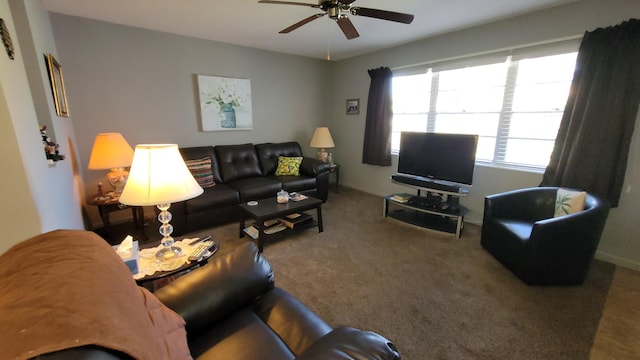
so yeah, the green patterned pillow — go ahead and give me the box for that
[275,156,303,176]
[185,157,215,188]
[554,188,586,217]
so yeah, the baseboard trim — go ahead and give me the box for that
[596,251,640,272]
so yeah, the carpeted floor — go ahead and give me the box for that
[107,187,615,359]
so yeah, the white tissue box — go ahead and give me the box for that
[113,240,139,275]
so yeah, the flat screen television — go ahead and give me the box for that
[397,132,478,186]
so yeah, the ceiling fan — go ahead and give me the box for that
[258,0,414,40]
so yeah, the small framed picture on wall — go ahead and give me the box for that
[346,98,360,115]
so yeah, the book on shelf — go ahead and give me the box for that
[264,219,280,227]
[263,223,287,234]
[245,222,289,237]
[392,193,413,203]
[243,226,259,239]
[279,212,312,229]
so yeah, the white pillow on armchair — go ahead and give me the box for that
[554,188,587,217]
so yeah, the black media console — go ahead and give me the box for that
[384,174,468,237]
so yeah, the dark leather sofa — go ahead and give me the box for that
[171,141,332,236]
[5,230,400,359]
[481,187,610,285]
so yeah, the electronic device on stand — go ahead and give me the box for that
[385,179,468,237]
[384,132,478,237]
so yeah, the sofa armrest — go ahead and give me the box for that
[300,157,332,177]
[296,327,401,360]
[154,242,274,336]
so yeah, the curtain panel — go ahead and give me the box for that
[362,67,393,166]
[541,19,640,207]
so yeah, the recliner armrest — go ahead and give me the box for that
[154,242,274,336]
[296,327,401,360]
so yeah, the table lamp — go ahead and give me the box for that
[310,127,335,162]
[88,133,134,196]
[119,144,203,260]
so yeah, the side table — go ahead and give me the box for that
[135,238,217,292]
[329,163,340,193]
[88,195,146,240]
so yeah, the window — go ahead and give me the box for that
[392,48,578,169]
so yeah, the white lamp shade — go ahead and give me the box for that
[119,144,203,206]
[310,127,335,148]
[88,133,134,169]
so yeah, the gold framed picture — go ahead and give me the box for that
[346,98,359,115]
[45,53,69,117]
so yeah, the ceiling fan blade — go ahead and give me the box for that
[351,7,414,24]
[280,13,326,33]
[258,1,320,8]
[336,17,359,40]
[340,0,357,4]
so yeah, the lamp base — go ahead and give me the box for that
[108,167,129,196]
[155,245,182,260]
[316,148,329,162]
[155,203,181,260]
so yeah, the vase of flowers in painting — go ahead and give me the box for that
[220,102,236,128]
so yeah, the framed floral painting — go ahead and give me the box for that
[197,75,253,131]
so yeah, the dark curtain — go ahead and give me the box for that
[362,67,393,166]
[541,19,640,207]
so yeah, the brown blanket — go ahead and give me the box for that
[0,230,191,359]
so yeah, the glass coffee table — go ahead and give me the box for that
[239,196,323,252]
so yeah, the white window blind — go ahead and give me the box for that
[391,41,579,170]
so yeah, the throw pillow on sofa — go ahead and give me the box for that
[275,156,303,176]
[185,157,215,188]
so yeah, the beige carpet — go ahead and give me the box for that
[138,187,614,359]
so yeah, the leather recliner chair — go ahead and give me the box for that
[7,230,399,359]
[154,242,401,359]
[481,187,610,285]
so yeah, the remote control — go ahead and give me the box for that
[188,235,212,246]
[188,241,216,261]
[192,242,218,262]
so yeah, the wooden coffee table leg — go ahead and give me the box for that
[316,205,323,233]
[257,220,265,253]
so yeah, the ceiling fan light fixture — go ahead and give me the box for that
[328,7,338,19]
[259,0,414,39]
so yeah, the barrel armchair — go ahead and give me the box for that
[481,187,610,285]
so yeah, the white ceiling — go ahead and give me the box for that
[41,0,577,61]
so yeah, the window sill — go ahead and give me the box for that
[475,161,545,174]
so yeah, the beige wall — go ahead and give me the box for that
[327,0,640,270]
[48,14,332,227]
[0,0,41,251]
[0,0,84,254]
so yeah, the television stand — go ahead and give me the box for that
[384,179,468,237]
[391,173,461,193]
